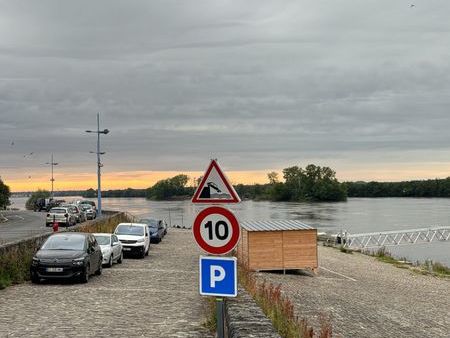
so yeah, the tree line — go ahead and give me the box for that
[10,165,450,204]
[345,178,450,198]
[0,178,11,209]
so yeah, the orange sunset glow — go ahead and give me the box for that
[5,162,450,192]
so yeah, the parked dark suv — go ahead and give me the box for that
[139,218,165,243]
[30,233,103,283]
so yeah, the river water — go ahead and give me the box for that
[9,197,450,266]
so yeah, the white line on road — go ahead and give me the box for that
[319,266,357,282]
[12,215,25,220]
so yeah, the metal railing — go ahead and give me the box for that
[343,226,450,249]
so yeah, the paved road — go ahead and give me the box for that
[260,246,450,338]
[0,210,49,243]
[0,228,212,337]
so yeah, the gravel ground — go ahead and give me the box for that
[258,245,450,338]
[0,228,212,338]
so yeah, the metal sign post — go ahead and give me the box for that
[216,298,225,338]
[192,159,241,338]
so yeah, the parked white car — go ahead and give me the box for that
[93,233,123,267]
[46,207,77,227]
[114,223,150,258]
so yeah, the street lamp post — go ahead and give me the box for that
[45,154,58,199]
[86,113,109,217]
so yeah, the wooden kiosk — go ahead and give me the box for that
[237,220,318,273]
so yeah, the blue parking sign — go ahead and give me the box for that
[199,256,237,297]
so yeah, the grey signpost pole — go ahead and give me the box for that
[85,113,109,217]
[45,154,58,199]
[216,298,225,338]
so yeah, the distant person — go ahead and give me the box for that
[336,231,342,245]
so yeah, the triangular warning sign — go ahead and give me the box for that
[192,159,241,204]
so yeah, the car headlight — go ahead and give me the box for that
[72,257,85,266]
[32,257,40,266]
[136,238,145,243]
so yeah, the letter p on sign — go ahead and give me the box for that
[199,256,237,297]
[210,265,225,288]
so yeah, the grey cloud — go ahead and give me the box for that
[1,0,450,181]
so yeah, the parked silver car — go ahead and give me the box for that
[93,233,123,267]
[79,204,96,220]
[61,204,86,223]
[46,207,77,227]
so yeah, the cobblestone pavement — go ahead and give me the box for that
[259,246,450,338]
[0,229,212,338]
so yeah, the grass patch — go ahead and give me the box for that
[0,212,131,290]
[422,260,450,276]
[364,247,450,278]
[239,265,333,338]
[202,297,217,332]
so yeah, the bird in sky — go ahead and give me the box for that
[10,141,14,146]
[410,4,415,7]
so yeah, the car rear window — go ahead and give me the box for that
[42,234,85,251]
[49,208,66,214]
[140,219,158,226]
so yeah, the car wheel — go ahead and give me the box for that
[140,247,146,259]
[107,254,113,268]
[118,251,123,264]
[96,260,103,275]
[80,265,89,283]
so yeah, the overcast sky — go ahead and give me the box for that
[1,1,450,191]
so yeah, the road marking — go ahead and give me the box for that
[319,266,357,282]
[12,215,25,220]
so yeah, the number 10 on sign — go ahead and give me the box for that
[193,206,240,255]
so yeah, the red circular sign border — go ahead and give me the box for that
[193,206,240,255]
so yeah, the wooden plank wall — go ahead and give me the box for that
[237,228,249,268]
[247,231,283,270]
[246,229,318,271]
[282,229,318,269]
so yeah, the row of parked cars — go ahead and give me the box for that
[45,200,97,227]
[30,218,168,283]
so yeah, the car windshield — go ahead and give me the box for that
[94,235,110,245]
[49,208,66,214]
[115,224,144,236]
[41,234,85,251]
[81,201,95,207]
[140,219,158,226]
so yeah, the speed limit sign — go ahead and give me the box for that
[193,206,240,255]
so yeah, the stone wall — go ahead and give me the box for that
[225,288,280,338]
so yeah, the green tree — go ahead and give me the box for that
[83,188,96,198]
[0,178,11,210]
[25,189,50,210]
[267,171,279,184]
[146,174,190,200]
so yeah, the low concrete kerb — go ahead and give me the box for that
[225,288,280,338]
